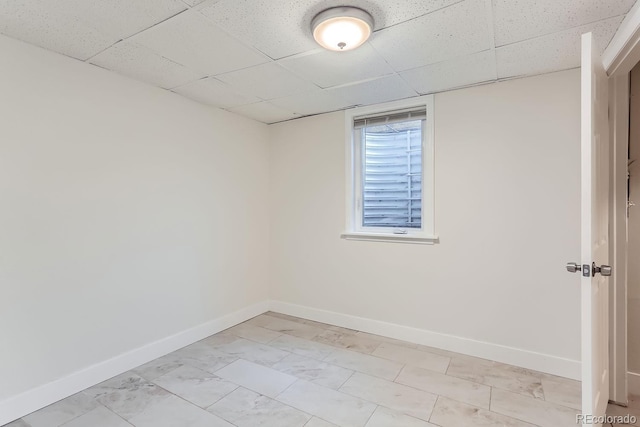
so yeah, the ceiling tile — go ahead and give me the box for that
[216,62,317,100]
[400,50,497,94]
[197,0,465,59]
[172,77,259,108]
[69,0,187,40]
[0,0,188,60]
[369,0,466,28]
[270,87,352,116]
[132,10,269,76]
[0,0,116,60]
[197,0,319,59]
[331,74,418,107]
[228,102,299,124]
[493,0,635,47]
[89,41,202,89]
[496,16,623,79]
[370,0,492,72]
[278,43,394,88]
[182,0,209,6]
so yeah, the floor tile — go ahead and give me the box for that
[328,326,360,335]
[200,333,241,348]
[540,374,581,410]
[171,341,238,374]
[225,323,282,344]
[491,388,578,427]
[270,334,338,360]
[128,394,233,427]
[314,330,381,354]
[152,365,238,407]
[430,396,535,427]
[23,392,99,427]
[272,354,354,389]
[247,314,324,340]
[324,348,403,381]
[628,393,640,409]
[264,312,306,322]
[412,344,488,362]
[208,387,310,427]
[365,406,436,427]
[304,417,339,427]
[214,337,290,366]
[60,406,132,427]
[132,354,183,381]
[372,343,450,373]
[355,332,419,349]
[3,420,31,427]
[277,380,377,427]
[85,373,172,420]
[214,359,297,397]
[447,357,544,399]
[396,365,491,409]
[340,373,437,421]
[607,403,640,426]
[266,312,333,330]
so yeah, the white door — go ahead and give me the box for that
[580,31,611,419]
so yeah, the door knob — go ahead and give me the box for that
[592,263,612,276]
[566,262,580,273]
[567,262,611,277]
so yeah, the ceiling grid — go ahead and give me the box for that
[0,0,635,123]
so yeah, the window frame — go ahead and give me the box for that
[342,95,437,244]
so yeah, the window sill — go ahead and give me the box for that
[340,232,439,245]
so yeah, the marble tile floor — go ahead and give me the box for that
[2,311,631,427]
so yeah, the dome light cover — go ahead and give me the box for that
[311,7,374,52]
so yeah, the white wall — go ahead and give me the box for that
[0,35,270,402]
[0,29,583,416]
[269,70,582,373]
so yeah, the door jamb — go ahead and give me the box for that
[608,74,629,405]
[603,1,640,77]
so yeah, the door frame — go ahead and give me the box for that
[608,71,629,405]
[603,0,640,405]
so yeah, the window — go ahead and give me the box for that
[342,96,436,244]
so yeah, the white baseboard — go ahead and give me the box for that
[270,300,581,381]
[629,371,640,395]
[0,300,270,426]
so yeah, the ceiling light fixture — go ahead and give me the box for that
[311,6,374,52]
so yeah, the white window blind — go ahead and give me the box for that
[353,108,426,128]
[356,108,425,229]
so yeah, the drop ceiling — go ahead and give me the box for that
[0,0,635,124]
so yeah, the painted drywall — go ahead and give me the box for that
[0,34,270,402]
[628,64,640,375]
[269,69,582,365]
